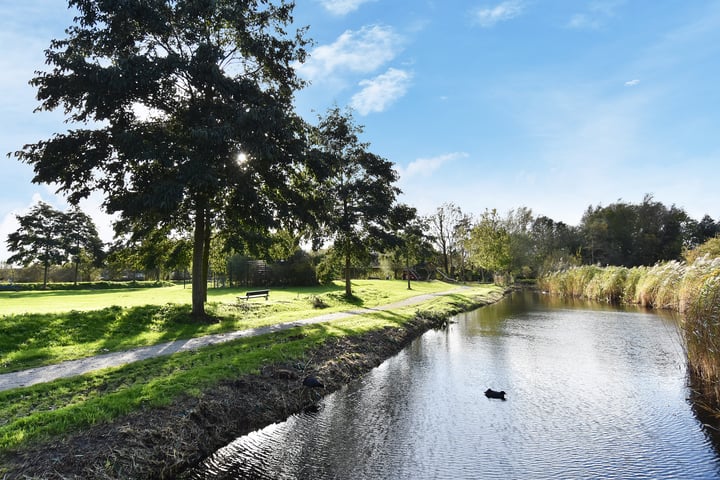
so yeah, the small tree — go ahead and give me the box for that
[166,238,193,286]
[426,202,470,277]
[310,107,404,297]
[6,202,68,287]
[392,212,431,290]
[467,209,512,284]
[65,207,104,284]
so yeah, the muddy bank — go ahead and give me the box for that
[1,294,503,479]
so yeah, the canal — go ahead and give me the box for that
[186,292,720,479]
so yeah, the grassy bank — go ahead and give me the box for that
[0,280,455,373]
[538,257,720,383]
[0,282,503,460]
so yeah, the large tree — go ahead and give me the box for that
[580,194,688,267]
[311,107,405,297]
[14,0,310,318]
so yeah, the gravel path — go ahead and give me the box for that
[0,288,466,392]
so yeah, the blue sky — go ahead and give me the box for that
[2,1,720,261]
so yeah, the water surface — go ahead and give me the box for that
[186,293,720,479]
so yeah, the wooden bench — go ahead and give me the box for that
[238,289,269,301]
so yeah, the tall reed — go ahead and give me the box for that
[540,256,720,384]
[682,257,720,382]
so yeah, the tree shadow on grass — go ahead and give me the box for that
[0,304,220,373]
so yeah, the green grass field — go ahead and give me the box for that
[0,280,504,453]
[0,280,459,373]
[0,280,451,315]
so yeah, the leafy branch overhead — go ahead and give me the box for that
[12,0,312,317]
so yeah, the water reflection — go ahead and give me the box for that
[186,292,720,479]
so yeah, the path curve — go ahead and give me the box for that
[0,288,468,392]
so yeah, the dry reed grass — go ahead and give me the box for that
[540,256,720,384]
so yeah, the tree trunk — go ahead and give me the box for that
[191,203,207,318]
[74,259,80,285]
[202,213,211,301]
[442,245,449,276]
[406,255,412,290]
[43,261,49,288]
[345,250,352,297]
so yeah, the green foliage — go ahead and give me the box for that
[267,250,318,287]
[310,107,407,296]
[580,194,688,267]
[530,215,582,277]
[467,209,512,281]
[13,0,312,318]
[314,248,345,285]
[685,236,720,264]
[6,202,103,287]
[425,202,472,277]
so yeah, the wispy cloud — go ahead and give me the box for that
[400,152,469,178]
[316,0,376,16]
[295,25,403,80]
[624,79,640,86]
[471,1,525,28]
[350,68,412,115]
[568,0,625,30]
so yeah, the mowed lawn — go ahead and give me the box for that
[0,280,463,373]
[0,280,454,315]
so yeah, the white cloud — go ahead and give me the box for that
[625,79,640,86]
[567,14,599,30]
[350,68,412,115]
[317,0,376,16]
[400,152,469,178]
[567,0,625,30]
[295,25,403,80]
[471,1,525,28]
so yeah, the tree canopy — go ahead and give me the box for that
[580,194,689,267]
[13,0,311,317]
[310,107,408,297]
[6,202,102,286]
[425,202,472,278]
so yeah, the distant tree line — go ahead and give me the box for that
[5,193,717,289]
[423,195,718,283]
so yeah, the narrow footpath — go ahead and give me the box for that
[0,288,467,392]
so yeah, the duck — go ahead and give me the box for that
[303,375,324,389]
[484,388,507,400]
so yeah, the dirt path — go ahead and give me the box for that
[0,288,467,392]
